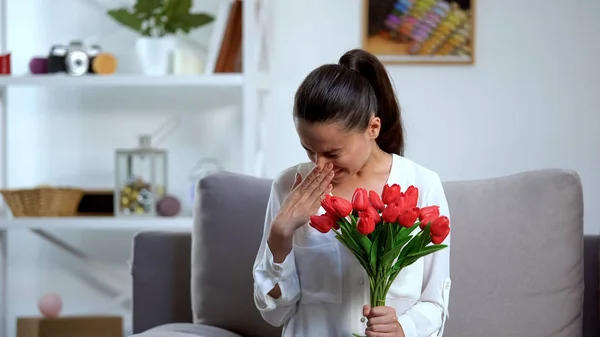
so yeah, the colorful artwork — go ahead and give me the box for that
[362,0,475,64]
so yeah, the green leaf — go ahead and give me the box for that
[419,225,431,249]
[164,0,193,17]
[347,215,372,255]
[107,8,144,34]
[162,0,214,33]
[396,232,420,268]
[403,244,448,266]
[134,0,163,14]
[396,223,419,243]
[370,230,382,272]
[340,223,361,252]
[380,235,411,268]
[341,220,370,262]
[357,233,372,257]
[108,0,214,37]
[335,234,373,276]
[407,244,448,258]
[384,224,394,253]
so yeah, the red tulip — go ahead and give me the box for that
[395,192,408,210]
[322,195,352,218]
[397,207,420,228]
[419,205,440,229]
[356,211,376,235]
[369,190,385,212]
[382,184,401,205]
[352,188,370,212]
[382,201,402,223]
[405,186,419,208]
[431,225,450,244]
[366,205,381,225]
[309,214,335,233]
[324,212,340,230]
[430,216,450,244]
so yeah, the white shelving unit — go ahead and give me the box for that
[0,0,273,335]
[0,216,194,231]
[0,73,245,87]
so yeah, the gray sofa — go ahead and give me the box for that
[131,169,599,337]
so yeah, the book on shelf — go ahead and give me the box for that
[206,0,243,74]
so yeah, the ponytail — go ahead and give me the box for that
[339,49,405,156]
[293,49,405,156]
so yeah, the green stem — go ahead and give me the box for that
[370,274,387,308]
[353,276,386,337]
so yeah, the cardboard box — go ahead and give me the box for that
[17,315,123,337]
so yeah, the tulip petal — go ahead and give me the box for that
[352,188,370,212]
[309,214,334,233]
[382,184,401,205]
[356,211,376,235]
[405,185,419,208]
[368,190,385,211]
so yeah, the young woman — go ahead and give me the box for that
[252,49,451,337]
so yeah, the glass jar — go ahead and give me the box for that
[114,135,167,217]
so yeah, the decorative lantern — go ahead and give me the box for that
[115,135,167,217]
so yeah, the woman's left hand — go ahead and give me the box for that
[363,305,405,337]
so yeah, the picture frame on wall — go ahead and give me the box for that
[362,0,475,65]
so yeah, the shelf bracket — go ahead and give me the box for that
[30,229,130,296]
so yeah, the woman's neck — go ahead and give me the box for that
[356,145,392,179]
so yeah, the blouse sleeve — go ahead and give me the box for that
[397,173,452,337]
[252,179,301,327]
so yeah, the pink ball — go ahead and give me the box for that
[38,293,62,318]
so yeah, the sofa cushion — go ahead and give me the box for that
[131,323,243,337]
[192,172,281,337]
[442,169,584,336]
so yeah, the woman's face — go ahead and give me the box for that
[294,117,380,183]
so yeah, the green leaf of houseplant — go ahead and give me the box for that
[162,13,213,35]
[179,13,215,28]
[107,8,144,34]
[164,0,193,16]
[134,0,163,15]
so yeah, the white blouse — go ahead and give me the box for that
[252,154,452,337]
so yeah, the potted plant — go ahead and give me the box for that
[107,0,214,75]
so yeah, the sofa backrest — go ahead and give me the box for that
[442,169,585,336]
[192,169,590,337]
[192,171,281,337]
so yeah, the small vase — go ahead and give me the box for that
[135,36,176,76]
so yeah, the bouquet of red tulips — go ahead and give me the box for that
[309,183,450,312]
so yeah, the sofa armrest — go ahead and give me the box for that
[131,231,193,334]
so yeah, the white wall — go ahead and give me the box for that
[3,0,600,336]
[265,0,600,236]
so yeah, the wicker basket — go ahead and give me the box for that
[0,188,85,217]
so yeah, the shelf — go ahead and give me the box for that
[0,73,244,88]
[0,216,192,231]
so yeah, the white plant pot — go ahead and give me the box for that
[135,36,176,76]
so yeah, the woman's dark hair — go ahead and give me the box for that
[293,49,405,156]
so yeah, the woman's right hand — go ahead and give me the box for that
[271,163,335,238]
